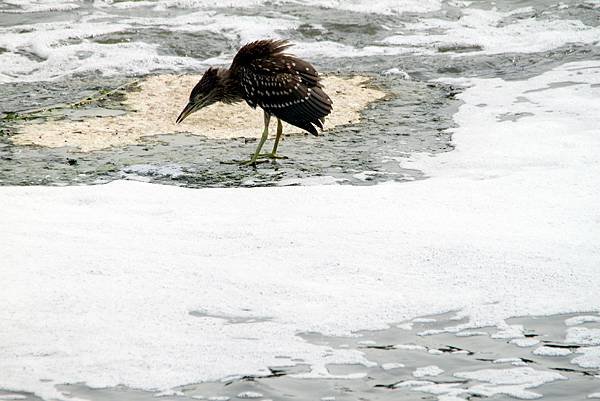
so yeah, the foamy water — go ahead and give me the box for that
[1,0,599,84]
[1,1,600,401]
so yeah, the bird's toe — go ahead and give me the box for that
[258,153,288,160]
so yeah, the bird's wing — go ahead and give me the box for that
[236,54,332,136]
[229,39,292,73]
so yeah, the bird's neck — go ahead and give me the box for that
[218,68,243,104]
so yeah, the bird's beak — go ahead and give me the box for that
[176,101,197,124]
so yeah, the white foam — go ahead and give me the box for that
[2,61,600,399]
[352,171,379,181]
[397,323,414,330]
[290,371,367,380]
[409,382,465,399]
[404,366,569,400]
[97,0,441,14]
[394,344,427,351]
[0,0,438,82]
[493,358,527,366]
[566,327,600,346]
[292,0,441,15]
[382,7,600,55]
[0,25,203,83]
[408,367,566,400]
[107,0,268,10]
[460,367,566,386]
[491,325,524,340]
[532,346,572,357]
[0,0,79,13]
[0,10,297,82]
[236,392,263,399]
[155,389,185,397]
[276,176,345,186]
[454,367,566,399]
[565,315,600,327]
[455,331,487,337]
[510,338,540,348]
[412,318,437,323]
[437,395,466,401]
[0,19,129,54]
[413,366,444,377]
[123,164,186,178]
[393,380,435,388]
[381,362,405,370]
[2,3,599,83]
[292,40,413,59]
[418,329,446,336]
[571,347,600,369]
[383,68,411,79]
[181,14,299,45]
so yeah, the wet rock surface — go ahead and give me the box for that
[0,77,457,188]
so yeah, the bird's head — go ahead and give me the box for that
[176,67,224,124]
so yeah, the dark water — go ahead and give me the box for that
[2,311,598,401]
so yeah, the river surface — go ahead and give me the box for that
[1,0,598,187]
[1,1,599,400]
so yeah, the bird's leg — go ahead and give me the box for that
[241,111,271,165]
[272,118,284,155]
[258,118,288,159]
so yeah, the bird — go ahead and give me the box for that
[176,39,333,165]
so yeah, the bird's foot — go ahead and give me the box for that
[240,156,269,166]
[258,152,288,160]
[219,158,268,166]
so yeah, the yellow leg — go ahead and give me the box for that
[242,111,270,165]
[272,118,283,154]
[258,118,288,159]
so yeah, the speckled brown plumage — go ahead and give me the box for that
[229,39,332,135]
[176,39,333,163]
[178,40,332,136]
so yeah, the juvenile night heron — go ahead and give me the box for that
[176,39,333,165]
